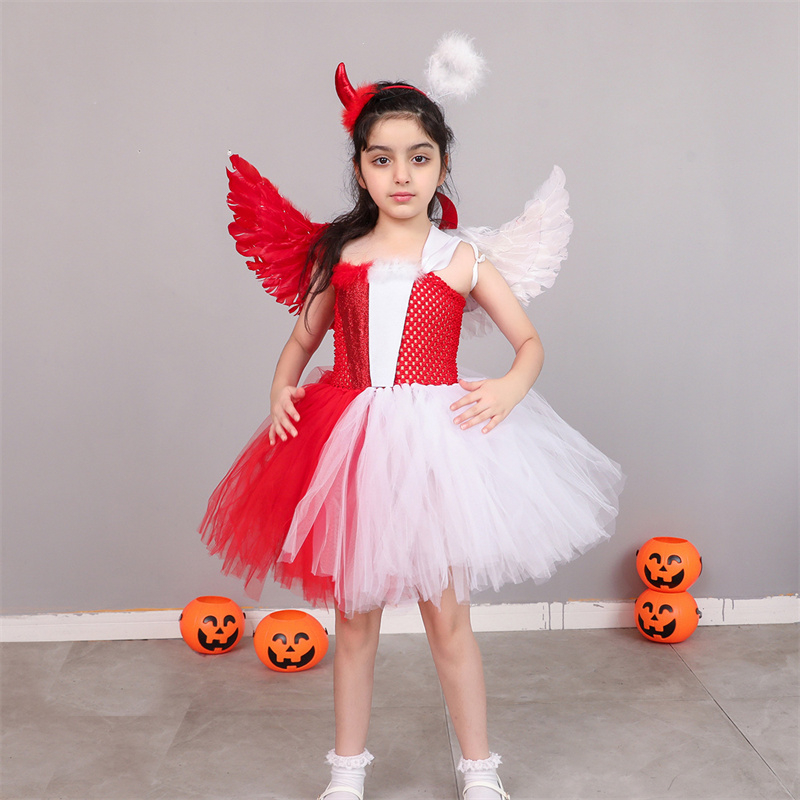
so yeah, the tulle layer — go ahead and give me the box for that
[201,379,624,616]
[199,380,359,601]
[279,381,623,616]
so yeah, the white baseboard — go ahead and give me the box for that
[1,595,797,643]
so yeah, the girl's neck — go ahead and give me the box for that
[367,214,432,259]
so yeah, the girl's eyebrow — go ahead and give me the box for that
[364,142,435,154]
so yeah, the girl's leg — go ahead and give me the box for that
[334,606,383,754]
[318,607,382,800]
[418,586,489,759]
[419,588,509,799]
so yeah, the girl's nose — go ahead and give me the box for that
[394,165,410,184]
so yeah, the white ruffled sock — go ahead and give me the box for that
[458,753,509,800]
[318,749,374,800]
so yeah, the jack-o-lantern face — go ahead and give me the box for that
[267,630,316,669]
[198,613,240,652]
[635,588,701,644]
[636,537,702,593]
[254,610,329,673]
[180,596,245,655]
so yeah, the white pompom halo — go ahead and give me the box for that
[426,31,488,103]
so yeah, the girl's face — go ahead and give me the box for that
[356,115,446,223]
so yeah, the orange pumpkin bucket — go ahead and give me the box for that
[180,596,245,654]
[635,588,701,643]
[636,536,702,593]
[254,609,329,672]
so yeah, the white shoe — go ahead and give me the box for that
[318,786,364,800]
[463,775,511,799]
[318,748,372,800]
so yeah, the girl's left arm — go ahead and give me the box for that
[450,258,545,434]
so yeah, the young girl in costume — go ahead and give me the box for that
[201,35,623,800]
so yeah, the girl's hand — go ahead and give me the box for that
[266,284,335,446]
[269,385,307,444]
[450,377,526,434]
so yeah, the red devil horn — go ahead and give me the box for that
[335,63,356,109]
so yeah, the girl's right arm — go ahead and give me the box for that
[269,284,335,444]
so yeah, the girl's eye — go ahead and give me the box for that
[374,156,390,166]
[412,155,429,164]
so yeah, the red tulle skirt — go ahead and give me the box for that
[200,379,359,605]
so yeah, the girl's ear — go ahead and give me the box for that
[438,153,449,187]
[354,157,366,190]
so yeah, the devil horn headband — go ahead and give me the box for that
[335,32,486,134]
[335,63,378,133]
[335,62,428,134]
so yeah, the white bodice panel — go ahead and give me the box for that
[367,227,462,387]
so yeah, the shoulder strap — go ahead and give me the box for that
[421,225,461,272]
[468,242,486,291]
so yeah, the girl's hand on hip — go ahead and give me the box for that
[269,385,306,444]
[450,377,525,434]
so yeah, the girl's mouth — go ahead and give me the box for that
[391,193,414,202]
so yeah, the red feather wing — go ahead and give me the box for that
[227,154,326,314]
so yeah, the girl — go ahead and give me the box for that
[201,52,623,800]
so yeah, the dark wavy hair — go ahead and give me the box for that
[301,82,455,320]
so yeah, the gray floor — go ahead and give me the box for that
[1,624,797,800]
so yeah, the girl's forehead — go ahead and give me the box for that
[365,115,433,147]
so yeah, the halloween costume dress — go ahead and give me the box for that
[200,156,624,618]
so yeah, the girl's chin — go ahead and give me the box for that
[378,200,430,218]
[379,206,421,218]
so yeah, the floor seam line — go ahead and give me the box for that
[670,644,795,798]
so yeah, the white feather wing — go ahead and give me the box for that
[459,166,573,338]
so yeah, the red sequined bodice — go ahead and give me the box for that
[330,264,465,390]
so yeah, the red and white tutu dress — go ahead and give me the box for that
[200,156,625,618]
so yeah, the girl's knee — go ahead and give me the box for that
[420,597,473,645]
[335,608,382,653]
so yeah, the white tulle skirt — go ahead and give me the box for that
[272,380,625,617]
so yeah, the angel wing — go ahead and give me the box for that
[227,154,326,314]
[458,166,573,337]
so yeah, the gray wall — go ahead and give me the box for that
[2,2,797,614]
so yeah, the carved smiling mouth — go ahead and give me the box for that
[644,565,685,589]
[267,646,316,670]
[637,616,677,639]
[198,628,240,652]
